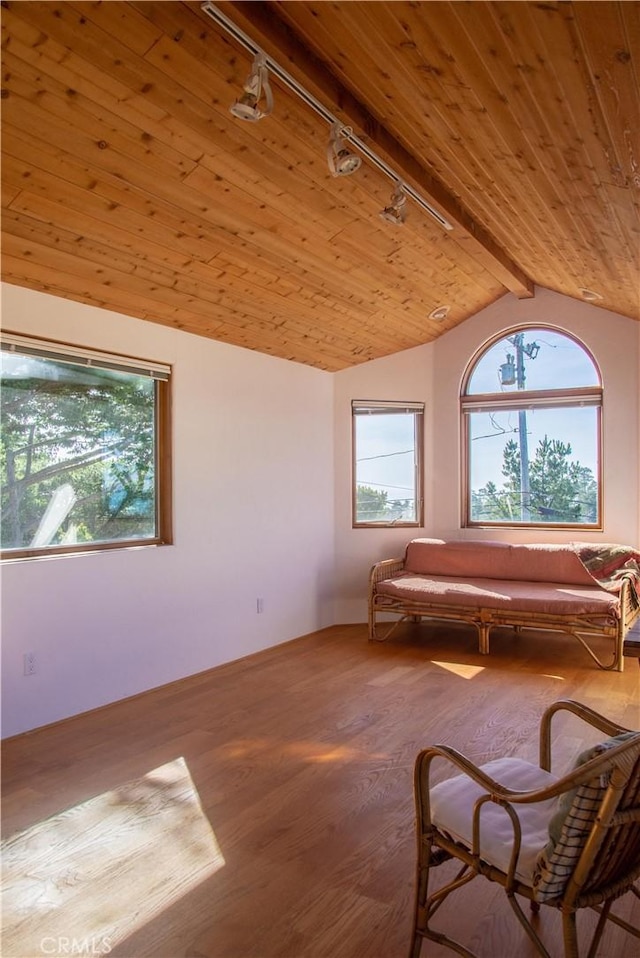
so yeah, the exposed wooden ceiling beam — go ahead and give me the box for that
[206,0,534,299]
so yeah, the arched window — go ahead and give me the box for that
[461,326,602,529]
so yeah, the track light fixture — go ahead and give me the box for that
[203,2,454,231]
[230,54,273,122]
[380,182,407,225]
[327,124,362,177]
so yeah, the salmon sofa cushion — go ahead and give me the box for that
[376,575,617,618]
[403,539,597,587]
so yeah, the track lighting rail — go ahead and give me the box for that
[200,1,453,231]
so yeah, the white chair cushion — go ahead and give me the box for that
[430,757,559,884]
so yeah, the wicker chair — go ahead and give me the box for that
[410,700,640,958]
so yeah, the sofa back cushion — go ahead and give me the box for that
[404,539,597,586]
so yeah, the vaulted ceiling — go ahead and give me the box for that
[1,1,638,371]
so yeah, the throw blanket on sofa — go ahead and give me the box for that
[576,544,640,604]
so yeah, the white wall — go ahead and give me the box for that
[333,287,640,622]
[1,284,335,737]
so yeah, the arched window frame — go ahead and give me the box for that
[460,325,603,530]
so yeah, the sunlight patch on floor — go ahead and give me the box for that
[432,660,486,679]
[1,757,224,957]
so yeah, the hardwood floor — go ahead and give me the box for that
[2,622,639,958]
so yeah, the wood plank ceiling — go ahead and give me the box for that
[1,1,638,371]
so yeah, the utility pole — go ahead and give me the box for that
[514,335,531,520]
[500,334,540,521]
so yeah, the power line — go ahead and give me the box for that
[472,426,518,441]
[357,481,414,492]
[356,449,413,462]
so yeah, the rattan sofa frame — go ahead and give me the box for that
[368,556,640,671]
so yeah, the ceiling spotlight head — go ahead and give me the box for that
[230,54,273,122]
[327,124,361,177]
[230,91,262,121]
[379,205,406,226]
[333,149,361,176]
[379,182,407,225]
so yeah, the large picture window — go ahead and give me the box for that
[352,400,424,527]
[462,327,602,528]
[1,333,172,559]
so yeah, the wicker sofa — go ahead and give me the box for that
[368,539,640,671]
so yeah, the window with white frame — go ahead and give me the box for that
[462,327,602,528]
[352,400,424,527]
[1,333,172,558]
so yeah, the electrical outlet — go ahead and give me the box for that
[23,652,36,676]
[256,597,264,614]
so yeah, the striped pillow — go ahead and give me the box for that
[532,732,636,902]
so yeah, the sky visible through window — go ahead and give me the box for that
[355,413,416,509]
